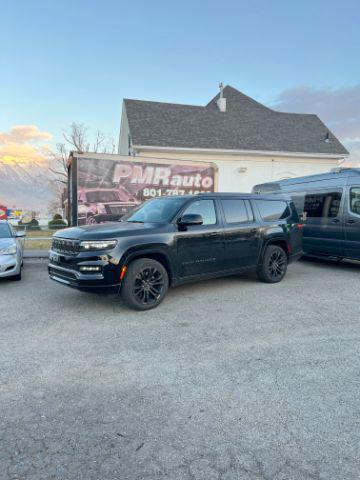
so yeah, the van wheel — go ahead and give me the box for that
[121,259,169,311]
[257,245,287,283]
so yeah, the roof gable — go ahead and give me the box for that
[123,86,348,156]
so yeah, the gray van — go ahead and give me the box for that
[252,168,360,261]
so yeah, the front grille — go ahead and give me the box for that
[108,205,130,215]
[49,266,77,280]
[54,261,77,271]
[52,238,79,255]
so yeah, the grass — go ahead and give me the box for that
[23,229,57,250]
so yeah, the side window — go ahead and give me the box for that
[350,187,360,215]
[222,199,248,224]
[303,191,342,219]
[183,200,216,226]
[255,200,290,221]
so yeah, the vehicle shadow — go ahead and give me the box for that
[0,277,18,285]
[300,256,360,272]
[73,271,258,313]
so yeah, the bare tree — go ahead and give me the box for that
[50,123,116,184]
[49,143,68,186]
[63,122,90,153]
[93,130,106,153]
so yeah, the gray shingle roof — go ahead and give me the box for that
[124,86,348,156]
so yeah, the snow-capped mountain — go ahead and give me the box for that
[0,160,55,212]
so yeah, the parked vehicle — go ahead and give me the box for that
[48,193,302,310]
[252,168,360,261]
[0,221,25,280]
[78,186,141,225]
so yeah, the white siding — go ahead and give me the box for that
[134,149,340,192]
[118,105,130,155]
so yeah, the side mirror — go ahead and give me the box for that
[16,231,26,237]
[177,213,203,228]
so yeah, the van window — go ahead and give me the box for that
[304,191,342,218]
[350,188,360,215]
[255,200,290,221]
[222,199,248,223]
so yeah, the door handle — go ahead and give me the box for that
[331,218,340,223]
[346,219,356,224]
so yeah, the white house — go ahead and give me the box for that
[118,85,349,192]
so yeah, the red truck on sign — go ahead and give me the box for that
[0,206,7,220]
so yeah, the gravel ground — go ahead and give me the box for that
[0,258,359,480]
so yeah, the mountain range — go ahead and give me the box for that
[0,160,55,213]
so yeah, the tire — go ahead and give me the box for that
[121,258,169,311]
[12,268,22,281]
[257,245,288,283]
[86,215,97,225]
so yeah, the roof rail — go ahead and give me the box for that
[330,166,360,173]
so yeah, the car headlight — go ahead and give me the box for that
[79,240,117,251]
[0,244,17,255]
[96,203,107,214]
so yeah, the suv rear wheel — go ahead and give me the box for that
[257,245,287,283]
[121,258,169,310]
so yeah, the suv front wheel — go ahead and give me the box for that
[257,245,288,283]
[121,258,169,310]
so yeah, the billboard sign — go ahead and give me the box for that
[0,205,7,220]
[76,156,217,225]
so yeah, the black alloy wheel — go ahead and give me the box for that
[257,245,288,283]
[121,258,169,310]
[268,249,287,280]
[134,266,165,305]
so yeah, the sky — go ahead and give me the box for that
[0,0,359,178]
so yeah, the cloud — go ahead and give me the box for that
[0,125,52,166]
[273,85,360,165]
[0,125,56,212]
[0,125,52,145]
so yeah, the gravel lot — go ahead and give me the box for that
[1,258,359,480]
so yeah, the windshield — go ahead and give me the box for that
[0,223,11,238]
[86,191,120,203]
[123,197,186,223]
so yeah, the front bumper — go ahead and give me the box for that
[0,254,20,278]
[48,250,122,291]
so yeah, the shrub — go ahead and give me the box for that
[48,214,67,230]
[27,219,41,231]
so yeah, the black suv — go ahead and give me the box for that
[49,194,302,310]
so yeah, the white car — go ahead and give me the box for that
[0,221,25,281]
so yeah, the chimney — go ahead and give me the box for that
[217,82,227,112]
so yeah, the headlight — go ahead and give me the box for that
[79,240,117,251]
[0,244,17,255]
[96,203,107,214]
